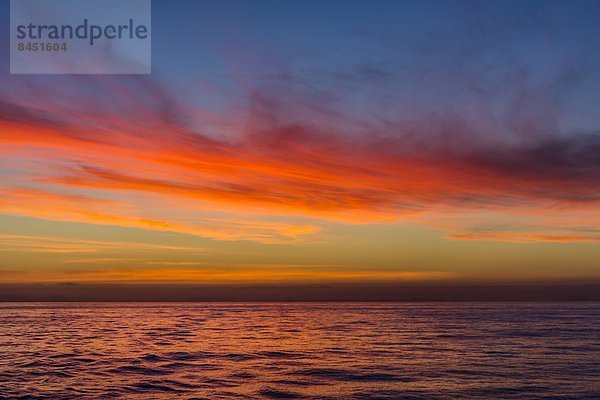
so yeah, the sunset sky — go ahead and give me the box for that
[1,0,599,284]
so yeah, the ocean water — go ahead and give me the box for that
[0,303,598,399]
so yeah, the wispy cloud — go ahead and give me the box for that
[0,262,455,283]
[0,187,320,243]
[449,232,600,243]
[0,233,202,253]
[1,11,599,245]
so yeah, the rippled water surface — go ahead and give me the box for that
[0,303,598,399]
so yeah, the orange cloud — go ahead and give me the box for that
[448,232,600,243]
[0,187,320,243]
[0,263,455,283]
[0,234,203,253]
[1,74,599,244]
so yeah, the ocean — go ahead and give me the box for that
[0,303,598,399]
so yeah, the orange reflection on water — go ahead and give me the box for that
[0,303,598,399]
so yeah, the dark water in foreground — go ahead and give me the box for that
[0,303,598,399]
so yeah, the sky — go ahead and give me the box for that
[0,0,599,285]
